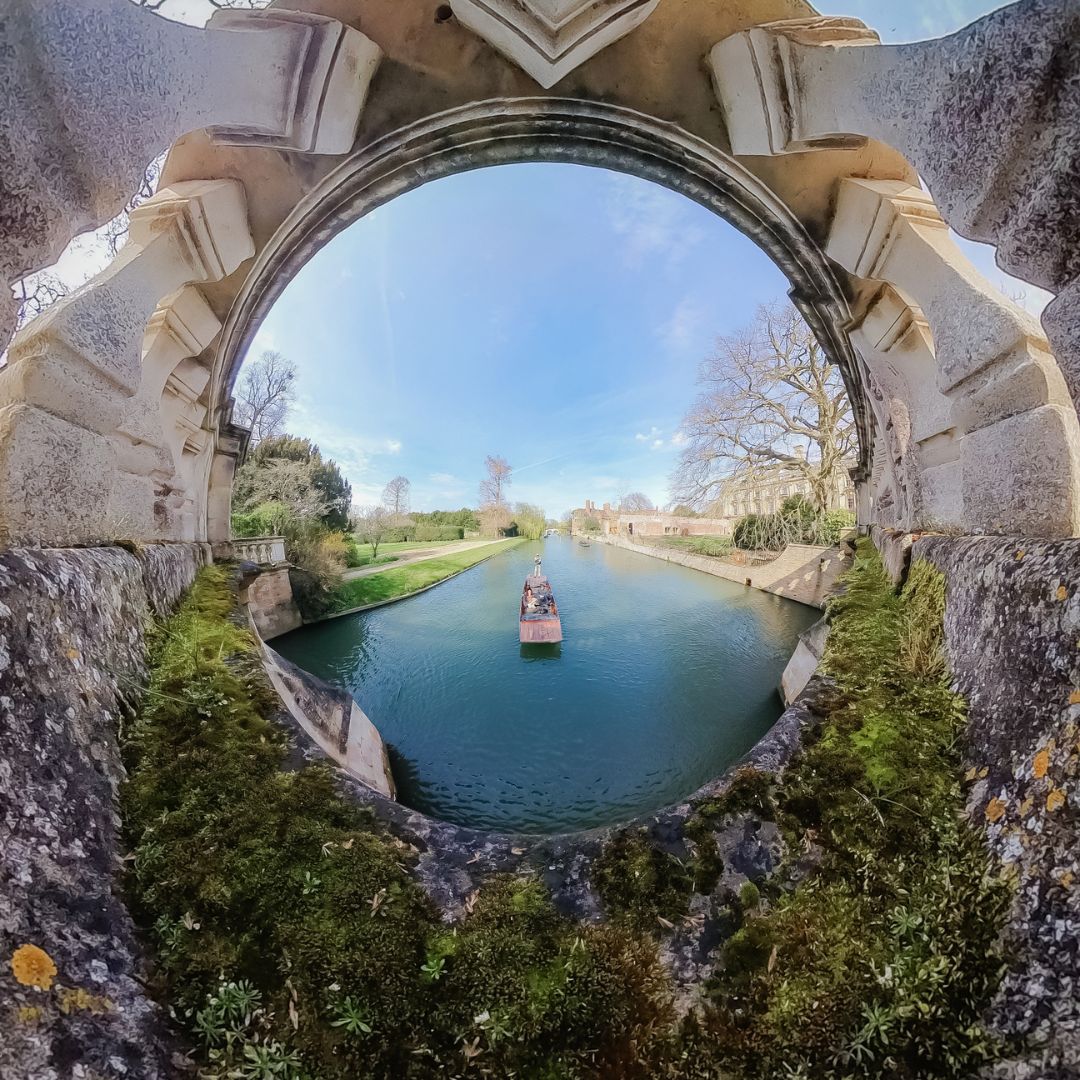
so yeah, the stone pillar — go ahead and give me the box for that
[115,287,222,542]
[0,0,381,347]
[206,419,250,548]
[0,180,254,547]
[846,285,961,531]
[709,0,1080,409]
[827,179,1080,537]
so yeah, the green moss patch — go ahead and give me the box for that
[673,541,1013,1078]
[123,546,1011,1079]
[122,565,669,1078]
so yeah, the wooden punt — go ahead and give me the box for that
[519,574,563,643]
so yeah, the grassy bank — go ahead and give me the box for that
[331,538,525,611]
[121,565,668,1079]
[121,544,1009,1078]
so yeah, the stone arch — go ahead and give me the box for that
[209,96,871,533]
[0,0,1076,548]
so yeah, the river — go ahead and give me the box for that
[273,536,818,833]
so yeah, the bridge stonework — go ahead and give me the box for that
[0,0,1079,1075]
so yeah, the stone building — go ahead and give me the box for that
[712,453,857,519]
[571,499,733,537]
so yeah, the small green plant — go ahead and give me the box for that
[329,996,372,1036]
[300,870,321,895]
[420,956,446,983]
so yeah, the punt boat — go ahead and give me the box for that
[519,574,563,643]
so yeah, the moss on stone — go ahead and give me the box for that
[591,829,694,932]
[121,565,670,1078]
[668,540,1013,1079]
[122,547,1012,1079]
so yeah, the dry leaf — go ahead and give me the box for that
[510,847,526,856]
[985,797,1007,823]
[288,999,299,1031]
[341,838,354,850]
[1057,585,1069,601]
[1033,749,1050,780]
[767,944,778,973]
[656,915,675,930]
[1047,788,1067,813]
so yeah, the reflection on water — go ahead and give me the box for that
[274,537,818,833]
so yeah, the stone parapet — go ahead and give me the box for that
[0,543,210,1080]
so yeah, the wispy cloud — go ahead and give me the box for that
[658,295,706,355]
[606,174,706,270]
[635,426,661,442]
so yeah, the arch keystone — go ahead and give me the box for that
[448,0,660,88]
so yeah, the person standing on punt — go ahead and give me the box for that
[533,552,542,579]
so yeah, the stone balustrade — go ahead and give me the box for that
[0,180,254,547]
[0,0,381,350]
[709,0,1080,414]
[233,536,288,566]
[827,179,1080,537]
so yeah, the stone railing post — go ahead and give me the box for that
[0,180,253,546]
[116,287,222,541]
[0,0,381,347]
[827,179,1080,537]
[709,0,1080,409]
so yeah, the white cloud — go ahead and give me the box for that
[651,438,664,450]
[429,472,458,486]
[606,174,706,269]
[658,295,706,355]
[635,425,661,442]
[385,438,402,454]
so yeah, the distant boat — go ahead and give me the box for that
[520,574,563,643]
[578,539,591,547]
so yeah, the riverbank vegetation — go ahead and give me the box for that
[121,565,668,1079]
[330,538,526,611]
[124,543,1008,1078]
[599,539,1011,1078]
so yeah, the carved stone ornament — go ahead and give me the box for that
[449,0,660,88]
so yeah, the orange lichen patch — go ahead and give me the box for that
[16,1005,43,1025]
[1070,690,1080,706]
[65,648,80,660]
[1057,870,1075,889]
[964,766,978,782]
[978,766,989,779]
[11,944,57,990]
[1046,788,1067,813]
[985,797,1008,823]
[1033,749,1050,779]
[1015,549,1025,560]
[1019,796,1034,817]
[56,986,112,1015]
[1057,585,1069,601]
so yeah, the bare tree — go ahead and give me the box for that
[479,455,512,507]
[672,303,856,511]
[234,350,297,445]
[13,272,69,333]
[382,475,411,516]
[352,505,392,560]
[102,155,164,256]
[619,491,654,511]
[478,455,513,537]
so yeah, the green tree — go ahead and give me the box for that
[234,436,351,531]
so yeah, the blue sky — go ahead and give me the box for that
[242,0,1042,519]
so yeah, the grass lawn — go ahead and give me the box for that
[642,534,734,558]
[332,538,525,610]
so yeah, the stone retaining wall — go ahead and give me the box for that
[0,543,210,1080]
[597,535,850,609]
[915,535,1080,1066]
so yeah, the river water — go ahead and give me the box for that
[273,536,817,833]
